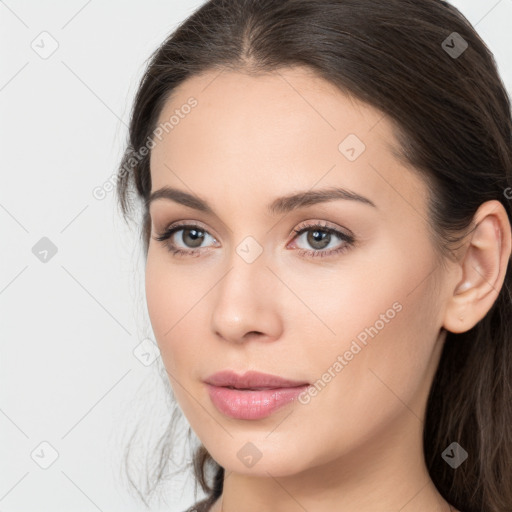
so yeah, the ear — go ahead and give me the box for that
[443,200,512,334]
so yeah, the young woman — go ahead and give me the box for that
[116,1,512,511]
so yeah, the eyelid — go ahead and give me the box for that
[288,219,354,241]
[158,219,219,240]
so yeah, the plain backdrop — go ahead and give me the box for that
[1,1,511,511]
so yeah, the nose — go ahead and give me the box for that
[210,249,283,345]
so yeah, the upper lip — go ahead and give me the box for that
[204,370,309,390]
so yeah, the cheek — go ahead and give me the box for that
[288,241,442,458]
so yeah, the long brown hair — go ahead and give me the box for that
[116,1,512,511]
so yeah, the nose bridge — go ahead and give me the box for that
[220,231,271,294]
[210,235,283,342]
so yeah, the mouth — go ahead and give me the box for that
[204,370,310,420]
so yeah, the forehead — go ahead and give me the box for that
[149,66,427,217]
[153,66,391,151]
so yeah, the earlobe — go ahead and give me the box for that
[443,200,512,334]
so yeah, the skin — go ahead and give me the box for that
[145,66,511,512]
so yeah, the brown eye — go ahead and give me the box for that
[153,223,217,255]
[305,229,331,250]
[291,222,355,259]
[179,227,205,248]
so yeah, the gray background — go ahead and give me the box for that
[1,1,511,511]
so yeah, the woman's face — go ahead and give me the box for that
[145,66,455,476]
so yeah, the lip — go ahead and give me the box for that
[204,370,309,420]
[204,370,309,389]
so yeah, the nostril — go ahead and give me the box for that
[245,331,263,338]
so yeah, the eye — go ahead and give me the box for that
[153,222,218,257]
[153,220,355,259]
[289,221,355,258]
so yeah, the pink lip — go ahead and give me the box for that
[204,370,309,420]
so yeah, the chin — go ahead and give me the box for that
[204,439,314,477]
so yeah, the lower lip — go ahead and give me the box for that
[206,384,309,420]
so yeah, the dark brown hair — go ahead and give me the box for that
[116,1,512,511]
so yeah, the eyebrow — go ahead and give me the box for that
[146,185,376,216]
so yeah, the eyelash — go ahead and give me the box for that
[153,221,355,259]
